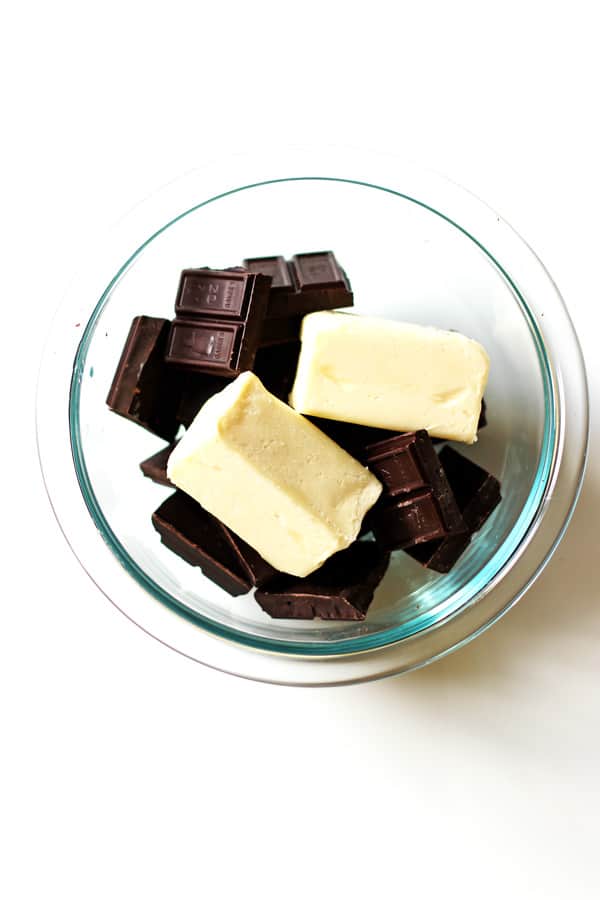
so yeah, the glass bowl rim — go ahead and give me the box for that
[70,174,556,656]
[36,150,589,685]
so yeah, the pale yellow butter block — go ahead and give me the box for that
[289,311,490,443]
[167,372,382,578]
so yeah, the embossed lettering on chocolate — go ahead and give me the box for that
[166,268,271,375]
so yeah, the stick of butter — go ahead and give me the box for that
[167,372,382,578]
[289,311,490,444]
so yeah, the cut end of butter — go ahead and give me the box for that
[289,311,490,444]
[167,372,382,578]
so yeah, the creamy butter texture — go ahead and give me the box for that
[167,372,382,577]
[289,311,490,443]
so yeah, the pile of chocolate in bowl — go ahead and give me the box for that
[107,252,501,622]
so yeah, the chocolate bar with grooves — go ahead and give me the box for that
[174,268,269,320]
[243,251,353,319]
[405,446,502,572]
[242,256,292,292]
[166,269,272,375]
[365,431,467,553]
[371,489,463,551]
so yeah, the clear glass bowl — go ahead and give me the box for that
[37,149,588,685]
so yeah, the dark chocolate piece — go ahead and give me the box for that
[365,430,466,524]
[176,372,232,427]
[243,256,292,291]
[166,269,271,375]
[369,431,467,552]
[259,315,304,346]
[165,319,242,374]
[363,430,450,501]
[438,446,501,532]
[308,417,397,458]
[244,251,353,319]
[255,542,390,620]
[405,446,501,572]
[253,342,301,401]
[152,492,278,594]
[140,442,178,486]
[152,492,252,595]
[404,531,471,573]
[174,268,269,320]
[364,431,436,495]
[106,316,179,440]
[228,531,279,589]
[478,398,487,431]
[372,489,462,551]
[291,251,346,289]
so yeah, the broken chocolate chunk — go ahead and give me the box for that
[478,398,487,431]
[438,445,501,533]
[255,541,390,620]
[152,492,278,595]
[140,442,178,487]
[405,446,502,572]
[106,316,180,440]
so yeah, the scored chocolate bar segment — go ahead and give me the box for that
[165,319,242,374]
[106,316,180,440]
[291,251,346,290]
[366,430,466,526]
[363,432,435,495]
[363,431,448,499]
[372,490,461,551]
[405,446,502,572]
[140,442,178,486]
[152,492,278,595]
[369,431,467,552]
[175,268,268,319]
[166,268,271,375]
[255,542,390,620]
[243,256,292,291]
[244,251,353,319]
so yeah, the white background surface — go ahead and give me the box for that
[2,2,599,898]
